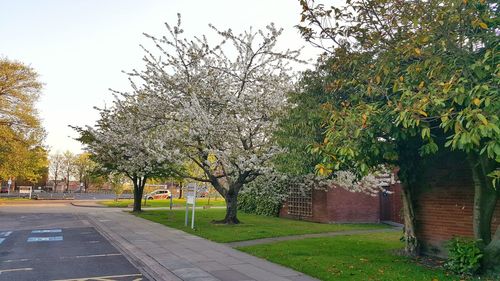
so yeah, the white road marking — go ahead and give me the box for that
[0,267,33,274]
[51,273,142,281]
[2,253,122,263]
[27,236,63,242]
[88,240,100,243]
[0,238,4,244]
[0,231,12,237]
[32,229,62,233]
[1,258,30,263]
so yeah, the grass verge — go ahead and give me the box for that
[238,232,490,281]
[135,208,389,243]
[100,198,226,208]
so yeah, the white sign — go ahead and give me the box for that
[185,184,197,229]
[19,186,32,194]
[19,186,32,199]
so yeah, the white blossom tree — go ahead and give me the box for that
[121,16,302,223]
[74,96,176,212]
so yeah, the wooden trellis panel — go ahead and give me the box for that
[287,186,312,217]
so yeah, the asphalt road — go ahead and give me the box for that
[0,213,146,281]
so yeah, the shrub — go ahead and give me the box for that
[444,237,483,276]
[238,174,290,217]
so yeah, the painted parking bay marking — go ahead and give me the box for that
[0,231,12,244]
[0,267,33,274]
[52,273,142,281]
[31,229,62,233]
[27,236,63,242]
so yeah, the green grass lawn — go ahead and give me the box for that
[238,232,490,281]
[135,208,388,243]
[100,198,226,208]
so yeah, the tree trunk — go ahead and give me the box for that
[401,182,419,256]
[178,181,183,199]
[209,173,249,224]
[483,226,500,273]
[212,185,240,225]
[469,154,499,272]
[470,154,497,243]
[221,190,240,224]
[132,176,146,212]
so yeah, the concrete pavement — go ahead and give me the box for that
[1,202,318,281]
[87,210,318,281]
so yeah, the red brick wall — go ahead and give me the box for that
[280,187,382,223]
[326,187,381,223]
[415,155,500,256]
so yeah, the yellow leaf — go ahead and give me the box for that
[417,110,428,117]
[318,166,325,175]
[479,22,488,29]
[375,75,381,84]
[415,48,421,55]
[477,113,488,125]
[419,81,425,89]
[362,113,367,126]
[473,98,481,106]
[399,76,404,82]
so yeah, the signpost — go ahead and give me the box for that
[19,186,32,199]
[184,183,197,229]
[169,188,173,210]
[7,179,11,195]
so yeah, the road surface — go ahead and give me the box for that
[0,206,146,281]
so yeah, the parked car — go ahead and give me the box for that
[144,189,171,200]
[32,190,45,199]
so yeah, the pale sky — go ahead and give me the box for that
[0,0,333,154]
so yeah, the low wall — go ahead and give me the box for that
[280,187,384,223]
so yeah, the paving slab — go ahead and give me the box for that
[86,210,319,281]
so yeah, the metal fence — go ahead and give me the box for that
[0,192,133,200]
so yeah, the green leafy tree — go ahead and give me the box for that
[74,152,96,191]
[108,172,128,201]
[274,69,330,176]
[298,0,499,270]
[0,58,47,183]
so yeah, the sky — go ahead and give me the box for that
[0,0,333,154]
